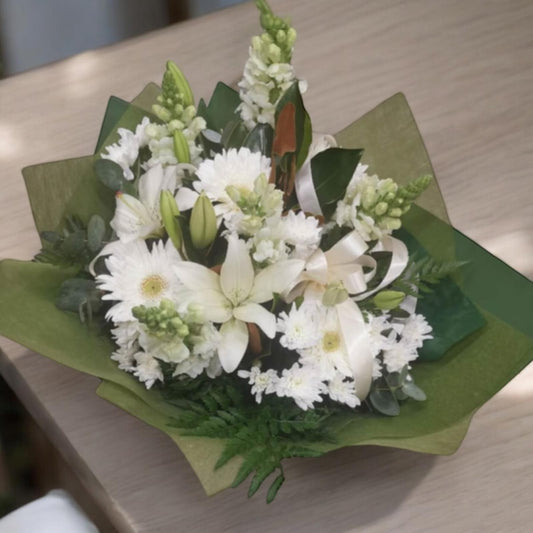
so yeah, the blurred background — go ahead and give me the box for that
[0,0,245,77]
[0,0,244,527]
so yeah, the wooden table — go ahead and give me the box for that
[1,1,532,531]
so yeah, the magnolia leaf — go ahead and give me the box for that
[274,81,312,169]
[221,119,248,149]
[243,123,273,156]
[310,147,363,216]
[204,82,241,132]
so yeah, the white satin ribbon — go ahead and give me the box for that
[294,156,323,215]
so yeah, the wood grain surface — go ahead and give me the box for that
[0,1,532,531]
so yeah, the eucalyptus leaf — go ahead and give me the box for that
[369,388,401,416]
[87,215,106,252]
[402,382,427,401]
[94,158,125,191]
[55,278,98,313]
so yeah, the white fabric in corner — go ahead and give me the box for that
[0,489,98,533]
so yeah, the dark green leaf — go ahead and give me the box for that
[243,123,274,156]
[205,82,241,132]
[55,278,97,313]
[221,119,248,149]
[248,461,276,498]
[266,473,285,504]
[275,82,312,169]
[310,147,363,216]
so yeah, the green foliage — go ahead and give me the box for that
[368,365,426,416]
[274,81,312,170]
[94,158,136,194]
[153,61,195,123]
[161,373,334,502]
[34,215,106,272]
[200,82,241,133]
[243,123,274,156]
[392,256,467,297]
[311,147,363,217]
[55,277,102,323]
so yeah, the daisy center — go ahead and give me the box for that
[322,331,341,353]
[140,274,168,299]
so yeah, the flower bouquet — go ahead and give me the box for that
[0,1,532,503]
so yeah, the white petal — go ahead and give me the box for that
[175,187,199,211]
[233,303,276,339]
[139,164,165,217]
[110,193,156,242]
[249,259,305,303]
[195,289,232,323]
[88,240,125,276]
[220,235,254,305]
[218,318,249,372]
[173,261,221,291]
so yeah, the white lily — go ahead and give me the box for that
[173,234,304,372]
[110,163,177,243]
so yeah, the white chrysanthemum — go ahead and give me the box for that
[110,164,177,243]
[382,341,418,374]
[101,117,150,180]
[111,344,137,373]
[367,313,394,356]
[194,147,271,217]
[401,313,433,349]
[280,211,322,260]
[97,240,183,323]
[275,363,324,411]
[111,321,141,350]
[326,374,361,409]
[133,351,163,389]
[238,366,279,403]
[277,302,321,351]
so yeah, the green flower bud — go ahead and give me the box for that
[166,60,194,107]
[268,43,281,63]
[361,186,377,209]
[173,130,190,164]
[182,105,197,124]
[252,35,262,51]
[286,27,297,48]
[388,207,403,218]
[381,217,402,231]
[374,201,388,216]
[190,194,217,249]
[276,29,286,44]
[160,190,183,251]
[226,185,242,204]
[152,104,172,123]
[322,283,349,307]
[372,290,405,310]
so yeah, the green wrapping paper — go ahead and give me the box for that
[0,89,531,496]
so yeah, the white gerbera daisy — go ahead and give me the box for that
[194,147,271,216]
[97,240,183,323]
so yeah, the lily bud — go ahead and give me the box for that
[160,190,183,251]
[190,194,217,249]
[173,130,190,163]
[373,290,405,310]
[166,60,194,107]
